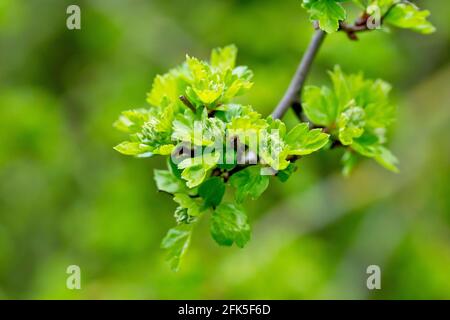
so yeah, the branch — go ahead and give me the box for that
[272,7,392,120]
[271,29,326,120]
[338,21,370,40]
[179,95,196,113]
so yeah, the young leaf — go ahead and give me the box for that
[302,86,338,127]
[341,150,358,176]
[113,109,151,134]
[173,193,204,217]
[352,134,399,172]
[172,108,226,146]
[161,225,192,272]
[154,169,188,194]
[285,123,330,155]
[210,203,251,248]
[303,0,347,33]
[198,177,226,208]
[210,44,237,70]
[337,105,366,145]
[114,141,152,158]
[180,165,207,189]
[374,145,399,173]
[147,67,189,109]
[384,3,436,34]
[229,166,270,203]
[179,152,220,188]
[277,163,298,182]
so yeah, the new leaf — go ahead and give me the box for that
[210,203,251,248]
[229,166,270,203]
[161,225,192,272]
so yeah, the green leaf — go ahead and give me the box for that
[302,86,338,127]
[277,163,297,182]
[229,166,270,203]
[341,150,358,176]
[352,134,399,172]
[256,118,290,171]
[168,156,183,179]
[198,177,226,208]
[259,130,290,171]
[174,206,196,224]
[147,67,189,109]
[303,0,347,33]
[137,105,176,155]
[114,141,152,157]
[210,44,237,70]
[337,105,366,145]
[384,3,436,34]
[210,203,251,248]
[179,152,220,188]
[186,55,224,105]
[302,66,399,174]
[181,165,207,188]
[285,123,330,155]
[113,109,150,134]
[154,169,187,194]
[172,108,226,146]
[374,146,399,173]
[161,225,192,271]
[173,193,204,217]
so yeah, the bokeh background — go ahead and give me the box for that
[0,0,449,299]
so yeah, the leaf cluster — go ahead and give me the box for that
[115,46,330,270]
[302,0,435,34]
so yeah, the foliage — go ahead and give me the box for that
[115,45,330,270]
[302,0,435,34]
[303,66,398,174]
[114,1,435,271]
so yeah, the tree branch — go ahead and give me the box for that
[272,6,393,120]
[271,29,326,120]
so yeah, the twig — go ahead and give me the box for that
[271,29,326,120]
[179,95,196,113]
[273,4,397,121]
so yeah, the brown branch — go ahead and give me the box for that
[271,29,326,120]
[179,95,196,113]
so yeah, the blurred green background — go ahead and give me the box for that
[0,0,449,299]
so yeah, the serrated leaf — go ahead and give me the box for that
[337,105,366,145]
[210,203,251,248]
[304,0,347,33]
[285,123,330,155]
[161,225,192,271]
[179,152,220,188]
[198,177,226,208]
[257,118,290,170]
[384,3,436,34]
[186,55,224,105]
[229,166,270,203]
[303,85,338,127]
[352,133,399,172]
[113,109,150,134]
[173,193,203,216]
[147,67,189,108]
[210,44,237,70]
[374,146,399,173]
[154,169,187,194]
[172,108,226,146]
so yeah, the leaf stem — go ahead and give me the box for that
[179,95,196,113]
